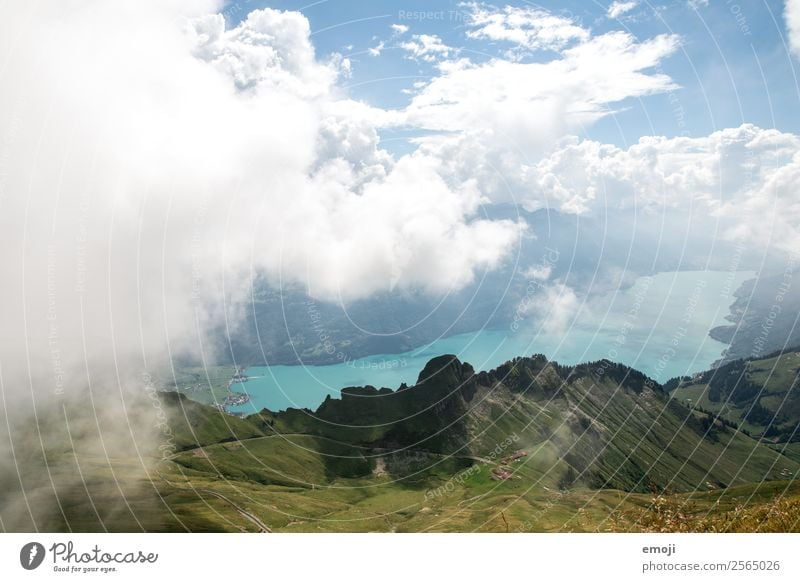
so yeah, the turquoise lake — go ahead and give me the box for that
[228,270,752,413]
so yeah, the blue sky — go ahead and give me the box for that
[221,1,800,147]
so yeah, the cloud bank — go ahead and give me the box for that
[523,125,800,253]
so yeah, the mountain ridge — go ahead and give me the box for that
[165,350,799,494]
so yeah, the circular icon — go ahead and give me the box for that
[19,542,46,570]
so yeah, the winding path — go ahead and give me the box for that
[201,489,272,532]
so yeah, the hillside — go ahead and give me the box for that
[218,354,794,493]
[147,352,800,531]
[3,353,799,533]
[710,273,800,363]
[670,347,800,444]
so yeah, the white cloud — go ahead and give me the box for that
[519,264,552,281]
[688,0,709,9]
[464,2,590,52]
[523,125,800,252]
[0,0,524,414]
[404,32,678,133]
[398,31,679,209]
[521,283,580,335]
[391,24,409,35]
[607,1,639,19]
[189,9,344,96]
[368,40,385,57]
[298,155,524,297]
[787,0,800,58]
[399,34,455,62]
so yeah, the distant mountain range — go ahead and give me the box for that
[710,272,800,364]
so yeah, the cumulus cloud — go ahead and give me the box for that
[398,30,679,209]
[464,2,590,52]
[522,125,800,252]
[519,264,553,281]
[190,9,345,95]
[787,0,800,58]
[607,1,639,19]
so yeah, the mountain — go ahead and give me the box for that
[200,354,794,493]
[4,352,799,533]
[669,346,800,445]
[710,272,800,364]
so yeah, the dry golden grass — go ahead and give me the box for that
[611,492,800,533]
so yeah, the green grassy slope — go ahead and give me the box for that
[4,353,800,533]
[242,355,799,493]
[671,348,800,442]
[163,391,266,450]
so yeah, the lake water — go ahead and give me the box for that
[228,270,752,413]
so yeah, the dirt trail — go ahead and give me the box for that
[201,489,272,532]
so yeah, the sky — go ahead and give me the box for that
[1,0,799,406]
[224,0,800,147]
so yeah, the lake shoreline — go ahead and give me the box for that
[234,269,755,369]
[226,270,754,414]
